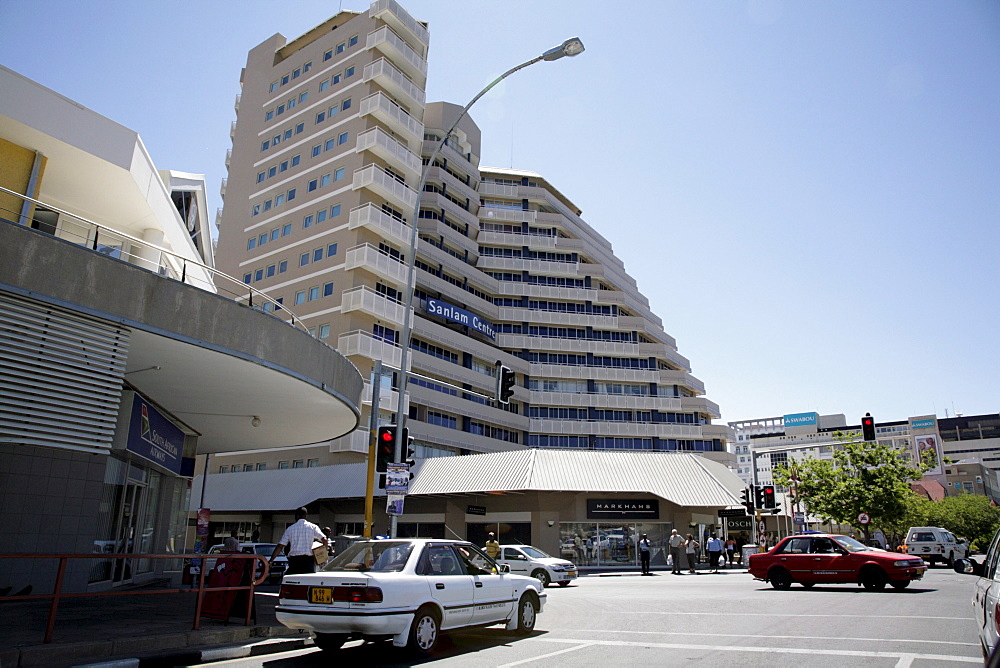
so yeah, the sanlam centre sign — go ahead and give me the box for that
[424,298,496,340]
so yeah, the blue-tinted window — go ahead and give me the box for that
[311,145,321,157]
[325,138,335,151]
[280,160,288,172]
[268,166,277,177]
[342,98,351,111]
[345,66,355,78]
[292,68,301,79]
[270,228,279,241]
[299,92,308,103]
[309,286,320,301]
[243,273,252,284]
[334,167,345,181]
[308,180,317,192]
[313,248,323,262]
[283,129,292,140]
[330,204,341,218]
[295,122,304,134]
[266,264,276,277]
[294,291,305,305]
[303,214,314,228]
[336,42,345,54]
[323,50,332,61]
[278,260,288,273]
[321,173,331,187]
[282,223,292,236]
[323,282,334,297]
[254,269,264,281]
[248,238,256,250]
[299,253,309,267]
[265,110,274,121]
[338,131,349,144]
[276,104,285,115]
[281,74,289,85]
[275,194,285,206]
[263,199,272,211]
[348,35,358,47]
[257,172,265,183]
[287,188,296,201]
[261,140,269,151]
[320,79,329,92]
[291,154,300,167]
[259,233,267,245]
[317,209,327,223]
[327,243,338,257]
[316,111,325,124]
[333,73,342,85]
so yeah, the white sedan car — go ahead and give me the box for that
[496,544,577,587]
[275,538,546,655]
[954,528,1000,661]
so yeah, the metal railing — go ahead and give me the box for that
[0,185,311,334]
[0,552,269,643]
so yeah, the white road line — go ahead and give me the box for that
[495,641,595,668]
[520,637,980,664]
[570,628,977,647]
[614,610,973,621]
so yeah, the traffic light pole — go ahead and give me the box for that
[363,360,383,538]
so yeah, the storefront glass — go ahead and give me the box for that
[559,522,673,567]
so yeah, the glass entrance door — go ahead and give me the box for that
[112,479,145,585]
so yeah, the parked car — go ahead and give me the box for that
[953,527,1000,661]
[274,538,545,655]
[748,533,926,590]
[496,544,577,587]
[901,526,969,566]
[206,542,288,583]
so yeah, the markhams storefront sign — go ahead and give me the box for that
[587,499,660,520]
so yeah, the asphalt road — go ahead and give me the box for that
[201,566,982,667]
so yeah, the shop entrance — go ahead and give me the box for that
[466,522,531,548]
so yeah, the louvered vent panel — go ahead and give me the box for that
[0,292,130,453]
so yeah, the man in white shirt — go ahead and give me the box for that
[668,529,686,574]
[269,507,329,575]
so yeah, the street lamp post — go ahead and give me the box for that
[388,38,585,537]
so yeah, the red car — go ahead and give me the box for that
[748,533,926,590]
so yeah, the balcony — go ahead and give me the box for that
[528,419,704,439]
[639,342,690,372]
[367,25,427,83]
[659,369,706,396]
[363,58,424,112]
[355,127,421,180]
[478,206,537,224]
[234,94,241,113]
[328,428,370,454]
[498,308,619,329]
[225,148,232,168]
[360,92,423,151]
[529,363,664,385]
[340,285,408,326]
[476,255,579,276]
[527,392,689,413]
[345,243,410,286]
[230,121,236,140]
[361,378,407,414]
[337,329,402,368]
[479,182,518,198]
[219,178,227,198]
[497,335,647,356]
[681,396,722,419]
[348,202,411,246]
[369,0,429,53]
[353,163,417,213]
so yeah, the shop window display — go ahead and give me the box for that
[559,523,671,567]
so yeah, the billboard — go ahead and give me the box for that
[425,298,496,340]
[915,434,944,475]
[783,412,819,428]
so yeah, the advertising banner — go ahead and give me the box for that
[386,494,405,516]
[586,499,659,520]
[385,463,410,494]
[915,434,944,475]
[425,298,496,340]
[126,394,184,474]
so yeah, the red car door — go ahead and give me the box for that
[775,537,815,583]
[808,537,852,583]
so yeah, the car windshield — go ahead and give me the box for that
[521,546,551,559]
[831,536,873,553]
[251,544,276,556]
[323,541,413,572]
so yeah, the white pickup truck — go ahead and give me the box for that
[901,526,970,566]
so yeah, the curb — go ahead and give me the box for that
[70,635,315,668]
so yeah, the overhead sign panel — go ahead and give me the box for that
[424,298,496,340]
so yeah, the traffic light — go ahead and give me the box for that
[760,485,776,510]
[376,426,396,474]
[496,362,516,404]
[861,413,876,442]
[405,437,416,480]
[741,486,755,511]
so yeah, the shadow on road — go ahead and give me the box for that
[261,628,547,667]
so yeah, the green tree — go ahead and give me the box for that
[774,431,930,542]
[926,494,1000,551]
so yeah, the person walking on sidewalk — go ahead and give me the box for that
[484,532,501,561]
[707,534,723,573]
[269,507,328,575]
[638,534,652,575]
[684,533,699,573]
[725,537,736,567]
[668,529,686,574]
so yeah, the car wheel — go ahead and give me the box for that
[946,552,954,568]
[769,568,792,590]
[514,593,538,635]
[531,569,551,588]
[890,580,910,590]
[558,581,570,587]
[861,567,887,590]
[800,582,815,589]
[313,633,348,651]
[407,606,440,655]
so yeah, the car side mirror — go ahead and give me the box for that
[498,564,510,573]
[953,558,982,576]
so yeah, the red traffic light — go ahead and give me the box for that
[380,430,394,441]
[861,413,876,441]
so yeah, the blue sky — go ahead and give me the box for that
[2,1,997,425]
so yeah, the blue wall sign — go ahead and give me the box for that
[424,298,496,340]
[783,412,819,427]
[127,395,185,475]
[911,418,936,430]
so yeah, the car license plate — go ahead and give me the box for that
[568,571,577,578]
[309,587,333,604]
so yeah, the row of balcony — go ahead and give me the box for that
[528,391,693,412]
[356,126,421,180]
[363,57,424,113]
[369,0,429,53]
[360,92,423,151]
[367,24,427,84]
[477,230,584,253]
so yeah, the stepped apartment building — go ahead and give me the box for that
[213,0,732,475]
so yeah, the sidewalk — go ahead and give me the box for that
[0,587,310,668]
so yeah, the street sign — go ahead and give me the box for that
[793,512,805,525]
[857,512,870,525]
[385,463,410,494]
[758,520,766,534]
[726,516,753,531]
[718,508,747,518]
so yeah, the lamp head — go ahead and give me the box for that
[542,37,585,61]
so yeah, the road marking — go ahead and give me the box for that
[496,641,595,667]
[571,628,977,647]
[517,637,980,664]
[614,610,973,621]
